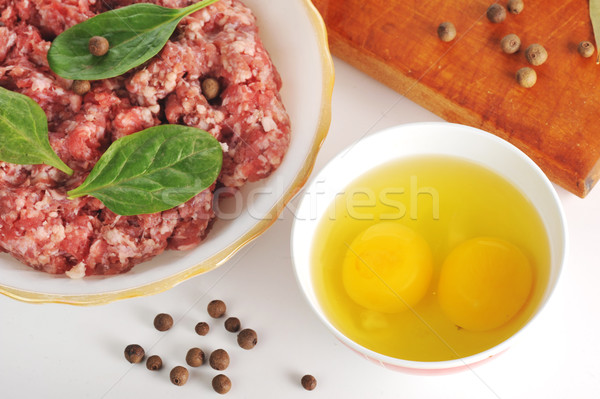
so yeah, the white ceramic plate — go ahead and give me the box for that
[0,0,334,305]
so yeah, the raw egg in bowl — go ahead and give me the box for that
[291,122,567,373]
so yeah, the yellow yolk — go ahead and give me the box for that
[342,222,433,313]
[438,237,533,332]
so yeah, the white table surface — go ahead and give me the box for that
[2,58,599,399]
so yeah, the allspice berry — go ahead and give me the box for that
[507,0,524,14]
[88,36,109,56]
[578,41,594,58]
[186,347,205,367]
[486,4,506,23]
[212,374,232,395]
[124,344,145,364]
[224,317,241,333]
[500,34,521,54]
[71,80,91,95]
[195,321,210,336]
[209,349,230,371]
[201,77,220,101]
[437,22,456,42]
[153,313,173,331]
[301,375,317,391]
[207,300,227,318]
[170,366,189,386]
[146,355,163,371]
[516,67,537,88]
[237,328,258,350]
[525,44,548,66]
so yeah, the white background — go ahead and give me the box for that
[1,58,599,398]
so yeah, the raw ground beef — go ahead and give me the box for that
[0,0,291,276]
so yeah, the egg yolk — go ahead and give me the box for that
[342,222,433,313]
[438,237,533,332]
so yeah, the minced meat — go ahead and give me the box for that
[0,0,291,276]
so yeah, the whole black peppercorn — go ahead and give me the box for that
[212,374,232,395]
[124,344,145,364]
[186,347,205,367]
[146,355,163,371]
[507,0,524,14]
[224,317,241,333]
[153,313,173,331]
[195,321,210,336]
[237,328,257,350]
[525,44,547,66]
[88,36,109,56]
[486,4,506,23]
[437,22,456,42]
[170,366,189,386]
[201,77,220,101]
[516,67,537,88]
[500,34,521,54]
[207,300,227,318]
[301,375,317,391]
[71,80,91,96]
[578,41,594,58]
[209,349,230,371]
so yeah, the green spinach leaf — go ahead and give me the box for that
[67,125,222,216]
[48,0,221,80]
[0,87,73,175]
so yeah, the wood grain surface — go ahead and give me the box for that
[313,0,600,197]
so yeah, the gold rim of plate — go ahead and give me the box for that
[0,0,335,306]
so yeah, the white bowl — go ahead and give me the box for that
[0,0,334,305]
[291,122,567,373]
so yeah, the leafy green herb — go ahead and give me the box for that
[590,0,600,63]
[67,125,222,216]
[0,87,73,175]
[48,0,221,80]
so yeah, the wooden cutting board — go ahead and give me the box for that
[313,0,600,197]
